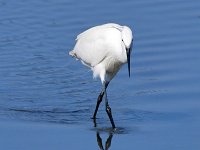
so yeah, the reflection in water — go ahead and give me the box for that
[96,131,113,150]
[93,119,129,149]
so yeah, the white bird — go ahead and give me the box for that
[69,23,133,129]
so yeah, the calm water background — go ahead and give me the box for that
[1,0,200,149]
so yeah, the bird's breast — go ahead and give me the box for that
[103,56,123,80]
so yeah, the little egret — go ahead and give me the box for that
[69,23,133,128]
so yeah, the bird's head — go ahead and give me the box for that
[122,26,133,77]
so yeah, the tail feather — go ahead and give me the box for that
[69,50,77,58]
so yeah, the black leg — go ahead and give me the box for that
[105,101,116,129]
[92,82,109,120]
[92,91,104,120]
[92,81,116,128]
[104,82,116,129]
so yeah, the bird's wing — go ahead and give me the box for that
[72,23,123,67]
[76,23,123,41]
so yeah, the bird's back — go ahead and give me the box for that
[69,23,124,68]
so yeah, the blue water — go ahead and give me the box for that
[1,0,200,149]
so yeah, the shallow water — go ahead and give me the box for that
[1,0,200,149]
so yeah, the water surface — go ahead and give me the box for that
[1,0,200,149]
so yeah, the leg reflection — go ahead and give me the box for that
[96,132,104,150]
[96,131,113,150]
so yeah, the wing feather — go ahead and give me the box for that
[72,23,123,67]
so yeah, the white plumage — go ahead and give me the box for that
[69,23,133,128]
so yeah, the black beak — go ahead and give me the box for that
[127,49,131,77]
[126,41,132,77]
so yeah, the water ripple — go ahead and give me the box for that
[0,0,200,129]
